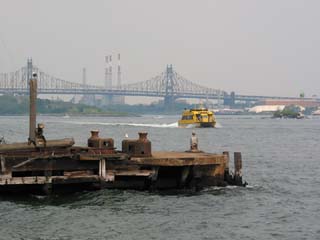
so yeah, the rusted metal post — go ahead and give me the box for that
[28,73,37,144]
[234,152,242,177]
[234,152,243,186]
[223,151,230,171]
[99,159,106,179]
[223,151,232,184]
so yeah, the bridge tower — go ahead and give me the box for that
[164,64,176,110]
[80,67,95,105]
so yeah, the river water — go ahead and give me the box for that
[0,115,319,240]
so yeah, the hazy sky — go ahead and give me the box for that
[1,0,320,100]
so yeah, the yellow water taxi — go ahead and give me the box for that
[178,107,216,128]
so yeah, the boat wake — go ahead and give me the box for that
[49,119,223,129]
[215,122,223,128]
[54,120,179,128]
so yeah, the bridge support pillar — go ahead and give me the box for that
[164,95,176,111]
[80,94,96,106]
[223,91,235,107]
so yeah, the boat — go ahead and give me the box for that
[312,109,320,115]
[178,107,216,128]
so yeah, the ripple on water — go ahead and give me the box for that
[1,115,320,239]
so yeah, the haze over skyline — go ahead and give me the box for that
[1,0,320,101]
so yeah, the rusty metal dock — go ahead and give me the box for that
[0,73,245,194]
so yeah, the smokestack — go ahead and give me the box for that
[109,55,113,88]
[82,67,86,86]
[29,72,37,144]
[105,56,109,88]
[117,53,121,88]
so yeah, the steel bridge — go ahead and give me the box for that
[0,59,319,105]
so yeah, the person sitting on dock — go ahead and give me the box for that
[190,131,198,151]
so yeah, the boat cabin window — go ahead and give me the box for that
[182,115,193,120]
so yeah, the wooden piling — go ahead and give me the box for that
[234,152,242,177]
[223,151,230,171]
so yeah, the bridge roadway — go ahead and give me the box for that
[0,87,319,102]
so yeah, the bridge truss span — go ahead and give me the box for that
[0,63,101,92]
[0,61,226,102]
[119,65,226,99]
[2,59,317,103]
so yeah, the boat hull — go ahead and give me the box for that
[178,122,215,128]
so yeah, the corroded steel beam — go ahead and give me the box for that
[29,73,37,144]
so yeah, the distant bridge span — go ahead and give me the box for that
[0,59,319,104]
[0,88,318,103]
